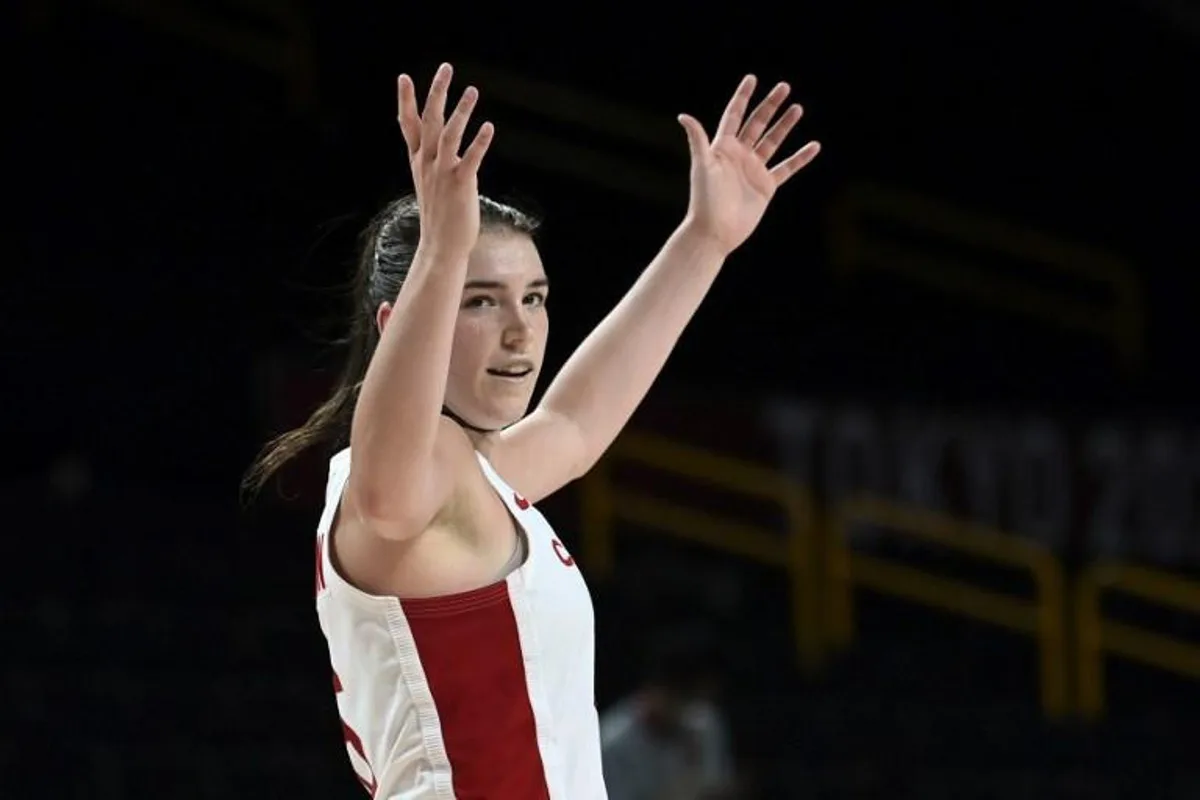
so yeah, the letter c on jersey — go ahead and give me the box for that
[514,491,530,510]
[552,539,575,567]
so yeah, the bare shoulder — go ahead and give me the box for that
[479,407,588,505]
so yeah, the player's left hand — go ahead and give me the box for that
[678,75,820,256]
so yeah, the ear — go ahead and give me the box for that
[375,301,393,334]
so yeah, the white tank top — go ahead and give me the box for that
[314,448,607,799]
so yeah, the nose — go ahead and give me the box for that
[501,307,533,350]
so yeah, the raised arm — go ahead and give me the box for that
[491,75,820,502]
[346,65,495,536]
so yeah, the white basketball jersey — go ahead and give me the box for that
[314,448,607,799]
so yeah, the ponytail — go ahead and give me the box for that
[240,316,376,501]
[240,207,388,503]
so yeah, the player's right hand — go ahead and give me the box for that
[396,63,494,260]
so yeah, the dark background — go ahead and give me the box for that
[7,0,1200,797]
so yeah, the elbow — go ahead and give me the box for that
[343,418,465,541]
[343,477,434,542]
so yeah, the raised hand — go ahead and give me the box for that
[396,63,495,258]
[678,76,820,256]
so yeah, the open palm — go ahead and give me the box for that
[679,76,820,255]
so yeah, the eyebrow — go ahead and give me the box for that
[463,278,549,290]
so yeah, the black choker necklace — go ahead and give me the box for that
[442,405,500,434]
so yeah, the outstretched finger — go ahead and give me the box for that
[677,113,710,160]
[755,104,804,162]
[439,85,479,161]
[715,74,757,140]
[739,82,790,146]
[396,75,421,156]
[420,63,453,159]
[770,140,821,185]
[459,121,495,173]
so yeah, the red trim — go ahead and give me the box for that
[399,580,511,618]
[403,582,550,799]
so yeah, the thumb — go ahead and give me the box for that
[677,113,709,159]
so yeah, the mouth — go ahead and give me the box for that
[486,364,535,381]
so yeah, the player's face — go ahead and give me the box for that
[445,230,549,429]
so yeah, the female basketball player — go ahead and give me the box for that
[245,63,819,799]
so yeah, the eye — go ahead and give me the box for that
[463,295,496,309]
[523,292,546,308]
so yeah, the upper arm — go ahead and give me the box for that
[486,407,589,505]
[343,415,475,540]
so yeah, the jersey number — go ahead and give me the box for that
[320,536,379,796]
[334,671,379,796]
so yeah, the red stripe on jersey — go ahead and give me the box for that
[402,582,550,800]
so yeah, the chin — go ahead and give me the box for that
[474,397,533,430]
[496,402,534,429]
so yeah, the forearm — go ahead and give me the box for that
[350,243,469,513]
[539,221,726,471]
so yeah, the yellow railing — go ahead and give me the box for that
[826,497,1068,718]
[827,182,1143,373]
[1075,562,1200,719]
[580,432,820,671]
[584,430,1200,719]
